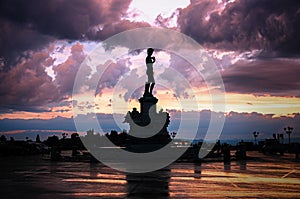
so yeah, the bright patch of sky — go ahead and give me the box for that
[124,0,190,26]
[205,0,236,21]
[207,49,262,70]
[126,50,171,77]
[46,41,99,80]
[46,41,71,80]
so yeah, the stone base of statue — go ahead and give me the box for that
[124,83,171,153]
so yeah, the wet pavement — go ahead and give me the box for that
[1,152,299,198]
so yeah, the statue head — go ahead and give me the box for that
[147,48,154,56]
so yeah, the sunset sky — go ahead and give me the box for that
[0,0,299,141]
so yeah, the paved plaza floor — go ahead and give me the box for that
[1,152,299,198]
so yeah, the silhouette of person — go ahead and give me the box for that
[131,107,139,120]
[145,48,155,95]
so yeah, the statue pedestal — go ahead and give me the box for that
[138,95,158,125]
[124,84,171,152]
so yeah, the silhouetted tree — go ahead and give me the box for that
[45,135,59,147]
[71,133,79,140]
[108,130,118,144]
[284,126,294,145]
[119,130,128,146]
[0,135,6,142]
[62,133,68,139]
[10,137,15,142]
[110,130,118,137]
[70,132,80,148]
[36,134,41,143]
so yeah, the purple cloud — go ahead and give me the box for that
[0,49,60,112]
[0,0,150,66]
[177,0,300,56]
[221,58,300,97]
[53,43,86,96]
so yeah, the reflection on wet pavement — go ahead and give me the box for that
[1,152,299,198]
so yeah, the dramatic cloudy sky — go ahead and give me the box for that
[0,0,299,141]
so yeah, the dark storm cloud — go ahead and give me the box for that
[0,50,61,112]
[178,0,300,56]
[0,39,134,112]
[0,18,53,67]
[0,0,131,39]
[0,0,150,65]
[0,43,87,113]
[0,0,151,112]
[221,59,300,97]
[88,19,150,40]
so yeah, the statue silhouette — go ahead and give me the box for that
[123,47,171,152]
[145,48,155,95]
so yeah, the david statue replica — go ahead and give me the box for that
[145,48,155,95]
[124,48,171,152]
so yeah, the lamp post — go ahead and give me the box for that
[253,131,259,145]
[284,126,293,145]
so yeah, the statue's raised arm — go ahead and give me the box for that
[145,48,155,95]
